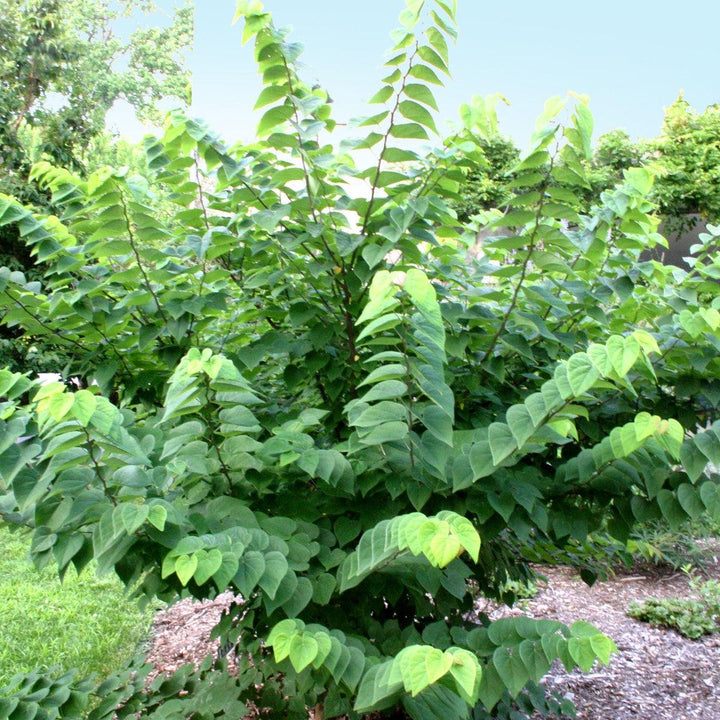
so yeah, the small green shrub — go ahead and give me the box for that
[626,520,708,572]
[627,574,720,639]
[628,597,715,639]
[497,578,539,606]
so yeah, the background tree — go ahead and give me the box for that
[650,95,720,235]
[0,0,191,178]
[0,0,192,373]
[448,135,519,223]
[453,97,720,242]
[586,129,646,200]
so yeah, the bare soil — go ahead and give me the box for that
[145,548,720,720]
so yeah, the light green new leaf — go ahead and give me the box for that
[175,553,198,586]
[425,26,449,64]
[194,548,224,585]
[408,63,443,85]
[46,393,75,422]
[147,504,167,531]
[566,353,599,396]
[436,511,480,562]
[369,85,394,105]
[390,123,429,140]
[448,649,481,705]
[428,531,461,568]
[417,46,449,75]
[268,619,299,662]
[397,646,453,696]
[254,85,287,110]
[288,633,319,673]
[589,634,616,665]
[258,105,294,136]
[403,83,438,110]
[71,390,97,426]
[567,637,597,672]
[606,335,640,377]
[267,618,299,646]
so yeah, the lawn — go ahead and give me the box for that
[0,525,153,687]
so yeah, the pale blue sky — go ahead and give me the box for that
[113,1,720,149]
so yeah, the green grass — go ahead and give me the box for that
[0,525,153,687]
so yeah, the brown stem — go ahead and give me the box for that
[228,178,344,323]
[280,55,342,270]
[87,320,133,376]
[3,288,88,352]
[313,701,325,720]
[202,376,233,486]
[360,43,419,237]
[118,188,168,324]
[188,152,211,342]
[482,156,555,362]
[398,306,415,470]
[82,427,117,506]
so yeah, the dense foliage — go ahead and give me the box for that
[2,1,720,718]
[650,96,720,232]
[0,0,191,182]
[453,96,720,243]
[0,0,192,373]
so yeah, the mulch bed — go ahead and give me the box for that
[487,562,720,720]
[144,546,720,720]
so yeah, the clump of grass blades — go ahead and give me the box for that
[0,526,153,686]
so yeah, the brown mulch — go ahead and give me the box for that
[483,542,720,720]
[144,547,720,720]
[145,590,238,680]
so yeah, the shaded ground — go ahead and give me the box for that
[145,548,720,720]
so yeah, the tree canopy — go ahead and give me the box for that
[0,0,192,374]
[0,0,192,181]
